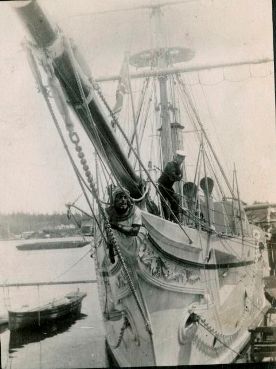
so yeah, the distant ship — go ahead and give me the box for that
[16,238,90,250]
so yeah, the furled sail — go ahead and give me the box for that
[14,0,143,199]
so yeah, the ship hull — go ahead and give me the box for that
[94,212,267,366]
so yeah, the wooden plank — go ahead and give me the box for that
[0,280,97,287]
[249,326,276,334]
[253,348,276,354]
[254,342,276,347]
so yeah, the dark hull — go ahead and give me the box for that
[8,292,86,331]
[16,240,90,251]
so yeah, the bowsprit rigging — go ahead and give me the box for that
[13,0,272,366]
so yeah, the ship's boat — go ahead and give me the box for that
[12,1,271,365]
[8,290,87,331]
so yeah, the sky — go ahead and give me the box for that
[0,0,275,214]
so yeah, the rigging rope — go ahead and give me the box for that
[175,75,238,227]
[93,77,193,243]
[52,248,92,282]
[176,74,235,198]
[49,39,153,335]
[25,36,270,349]
[174,65,273,87]
[25,43,102,236]
[128,77,151,158]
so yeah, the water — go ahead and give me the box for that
[0,238,108,369]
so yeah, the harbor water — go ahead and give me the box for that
[0,238,108,369]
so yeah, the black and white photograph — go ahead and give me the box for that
[0,0,275,368]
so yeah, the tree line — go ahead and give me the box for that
[0,212,88,236]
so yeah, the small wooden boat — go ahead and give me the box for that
[8,290,87,331]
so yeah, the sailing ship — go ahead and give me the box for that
[13,0,272,365]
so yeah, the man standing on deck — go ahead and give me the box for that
[157,150,185,221]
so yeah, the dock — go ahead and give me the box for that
[249,306,276,362]
[240,275,276,363]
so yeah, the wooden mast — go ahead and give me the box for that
[128,5,192,167]
[152,6,173,167]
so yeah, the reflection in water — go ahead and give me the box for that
[0,242,106,368]
[0,322,8,334]
[9,313,87,352]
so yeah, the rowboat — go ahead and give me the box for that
[8,290,87,331]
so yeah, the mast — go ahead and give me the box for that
[153,5,181,167]
[159,74,173,166]
[129,5,194,167]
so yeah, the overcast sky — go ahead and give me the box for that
[0,0,275,214]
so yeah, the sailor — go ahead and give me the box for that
[157,150,185,221]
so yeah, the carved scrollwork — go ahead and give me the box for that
[116,270,128,289]
[138,244,200,286]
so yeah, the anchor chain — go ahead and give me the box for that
[61,81,152,335]
[104,222,152,335]
[65,40,153,335]
[62,100,152,334]
[109,314,129,349]
[91,80,119,128]
[25,40,153,335]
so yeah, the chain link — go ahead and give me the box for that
[104,223,152,334]
[25,40,153,336]
[109,314,128,349]
[63,42,153,335]
[91,79,119,126]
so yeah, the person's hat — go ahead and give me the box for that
[175,150,186,157]
[112,186,130,202]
